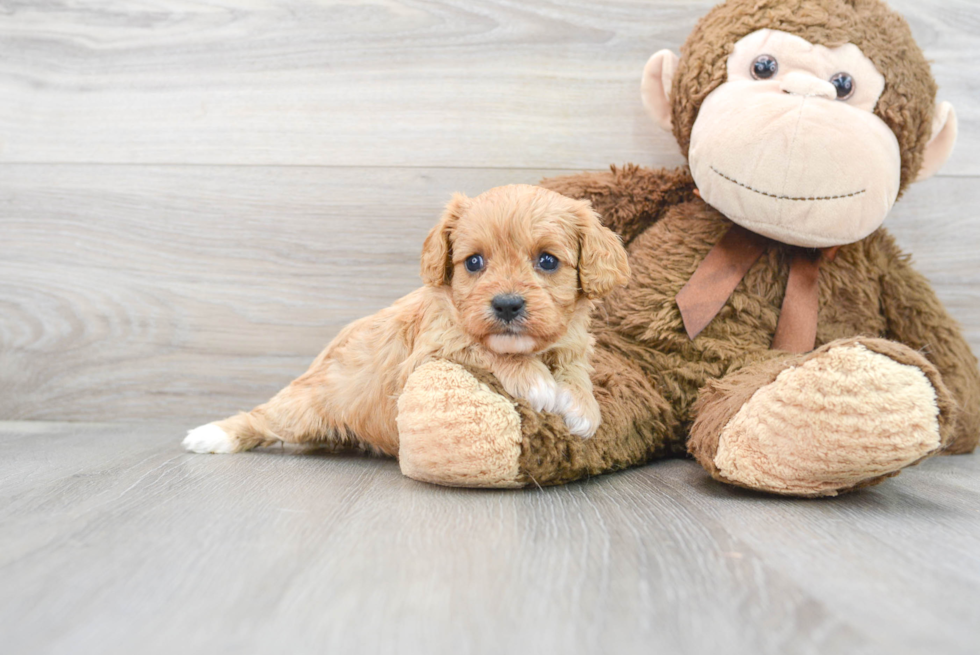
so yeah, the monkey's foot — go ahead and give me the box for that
[397,360,526,488]
[689,338,951,497]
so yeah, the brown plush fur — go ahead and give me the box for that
[671,0,936,195]
[467,0,979,492]
[392,0,977,495]
[514,166,980,487]
[195,185,629,455]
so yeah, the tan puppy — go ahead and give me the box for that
[183,184,630,456]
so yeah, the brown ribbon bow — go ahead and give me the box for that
[676,224,839,353]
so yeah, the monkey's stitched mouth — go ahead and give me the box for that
[711,166,866,202]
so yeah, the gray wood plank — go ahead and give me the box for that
[0,421,977,655]
[2,164,977,422]
[2,164,978,422]
[0,164,569,421]
[0,0,976,174]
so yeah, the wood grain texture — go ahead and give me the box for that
[1,420,978,655]
[0,0,977,173]
[1,165,977,422]
[0,164,562,420]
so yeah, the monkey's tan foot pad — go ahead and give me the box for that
[397,360,526,488]
[714,343,943,497]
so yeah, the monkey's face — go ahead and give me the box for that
[687,29,899,248]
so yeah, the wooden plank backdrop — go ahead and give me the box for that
[1,0,978,421]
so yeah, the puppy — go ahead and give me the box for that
[183,184,630,456]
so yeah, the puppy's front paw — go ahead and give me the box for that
[183,424,237,454]
[554,389,601,439]
[507,373,601,438]
[523,377,561,414]
[562,412,597,438]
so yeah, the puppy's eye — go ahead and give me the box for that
[536,252,560,272]
[464,254,485,273]
[751,55,778,80]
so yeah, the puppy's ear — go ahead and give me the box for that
[575,200,630,299]
[420,193,468,287]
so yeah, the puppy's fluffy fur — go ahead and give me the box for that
[183,184,630,456]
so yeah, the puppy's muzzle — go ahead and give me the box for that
[491,294,526,324]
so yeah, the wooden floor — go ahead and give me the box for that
[2,420,979,655]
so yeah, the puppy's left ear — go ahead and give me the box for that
[575,201,631,299]
[420,193,468,287]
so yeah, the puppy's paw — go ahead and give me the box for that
[506,373,601,437]
[522,377,561,414]
[563,412,597,438]
[555,390,601,438]
[183,424,237,454]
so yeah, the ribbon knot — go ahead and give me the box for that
[675,224,838,353]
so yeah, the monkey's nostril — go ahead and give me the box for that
[779,72,837,100]
[491,294,526,323]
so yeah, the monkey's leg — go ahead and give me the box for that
[396,341,682,488]
[688,337,955,497]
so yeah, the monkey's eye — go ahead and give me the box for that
[830,73,855,100]
[751,55,778,80]
[536,252,560,272]
[464,254,485,273]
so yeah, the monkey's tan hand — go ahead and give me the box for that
[396,359,526,488]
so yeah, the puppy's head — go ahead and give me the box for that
[420,184,630,355]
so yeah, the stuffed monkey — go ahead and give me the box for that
[395,0,980,496]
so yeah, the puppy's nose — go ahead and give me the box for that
[491,294,526,323]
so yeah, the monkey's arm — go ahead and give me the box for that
[397,331,684,488]
[540,165,697,246]
[514,337,682,485]
[876,232,980,454]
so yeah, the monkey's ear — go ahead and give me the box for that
[420,193,468,287]
[641,50,679,132]
[574,201,631,299]
[916,101,958,183]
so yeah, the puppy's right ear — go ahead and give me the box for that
[575,200,631,299]
[420,193,468,287]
